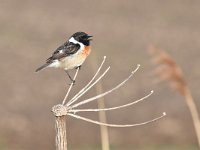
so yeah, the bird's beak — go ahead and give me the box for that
[87,35,93,41]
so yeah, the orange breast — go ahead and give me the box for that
[83,46,91,56]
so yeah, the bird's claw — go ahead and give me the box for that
[76,66,81,70]
[69,80,75,85]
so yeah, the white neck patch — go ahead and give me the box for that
[69,37,84,50]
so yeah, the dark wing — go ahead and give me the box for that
[46,42,80,63]
[63,42,81,55]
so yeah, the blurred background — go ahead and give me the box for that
[0,0,200,150]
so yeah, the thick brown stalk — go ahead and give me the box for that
[52,104,68,150]
[55,116,67,150]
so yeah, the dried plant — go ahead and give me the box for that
[91,56,110,150]
[51,56,166,150]
[148,46,200,147]
[96,82,110,150]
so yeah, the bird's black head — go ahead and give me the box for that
[70,32,92,46]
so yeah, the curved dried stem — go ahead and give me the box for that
[62,68,80,105]
[68,112,166,127]
[66,66,111,107]
[70,64,140,109]
[184,87,200,146]
[66,56,107,106]
[51,54,167,150]
[69,90,153,113]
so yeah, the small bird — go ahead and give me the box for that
[35,32,92,83]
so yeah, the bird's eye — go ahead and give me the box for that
[82,35,88,39]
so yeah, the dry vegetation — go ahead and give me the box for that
[0,0,200,150]
[149,46,200,148]
[52,57,166,150]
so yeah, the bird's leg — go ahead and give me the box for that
[65,70,75,85]
[75,65,81,70]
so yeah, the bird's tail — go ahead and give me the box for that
[35,63,51,72]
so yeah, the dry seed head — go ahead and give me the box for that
[148,46,187,96]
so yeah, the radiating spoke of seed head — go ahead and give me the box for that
[68,112,166,127]
[69,64,140,109]
[62,68,80,105]
[69,90,153,113]
[66,56,107,106]
[66,66,111,107]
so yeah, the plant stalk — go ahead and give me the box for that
[55,116,67,150]
[184,87,200,147]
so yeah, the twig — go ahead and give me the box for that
[50,55,166,150]
[69,90,153,113]
[91,56,110,150]
[62,68,80,105]
[68,112,166,127]
[66,66,110,107]
[69,64,140,109]
[66,56,107,106]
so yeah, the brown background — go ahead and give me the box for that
[0,0,200,150]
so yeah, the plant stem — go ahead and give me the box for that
[55,116,67,150]
[97,82,110,150]
[184,87,200,147]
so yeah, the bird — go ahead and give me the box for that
[35,32,92,83]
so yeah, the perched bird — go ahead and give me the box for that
[35,32,92,83]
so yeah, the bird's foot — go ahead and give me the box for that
[75,66,81,70]
[69,80,75,85]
